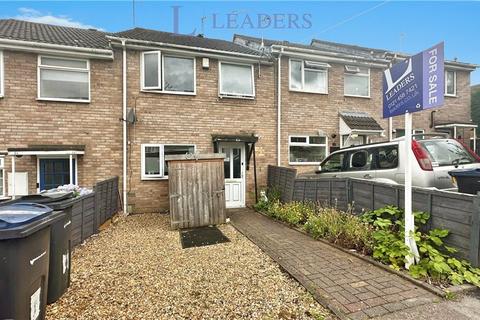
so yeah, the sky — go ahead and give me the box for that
[0,1,479,84]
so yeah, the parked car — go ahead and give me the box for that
[314,134,480,189]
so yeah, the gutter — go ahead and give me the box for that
[277,48,283,166]
[0,38,113,60]
[107,35,270,64]
[270,44,390,67]
[122,40,128,215]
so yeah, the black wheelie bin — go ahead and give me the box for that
[0,203,65,320]
[16,191,75,304]
[449,168,480,195]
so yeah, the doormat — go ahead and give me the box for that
[180,226,230,249]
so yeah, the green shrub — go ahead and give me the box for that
[362,206,480,287]
[304,208,373,255]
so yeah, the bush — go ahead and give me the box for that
[362,206,480,287]
[304,208,373,255]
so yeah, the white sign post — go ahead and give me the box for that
[383,43,444,269]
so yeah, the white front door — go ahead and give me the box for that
[219,143,246,208]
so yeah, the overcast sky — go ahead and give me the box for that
[1,1,479,84]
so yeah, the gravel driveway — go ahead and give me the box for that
[46,213,333,320]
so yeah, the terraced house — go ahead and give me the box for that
[0,19,477,213]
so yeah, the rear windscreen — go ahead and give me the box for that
[419,139,476,166]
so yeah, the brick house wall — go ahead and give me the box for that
[0,49,123,195]
[123,49,277,213]
[278,55,474,174]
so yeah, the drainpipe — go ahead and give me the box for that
[122,40,128,215]
[277,48,283,166]
[11,155,15,199]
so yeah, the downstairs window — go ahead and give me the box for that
[289,136,328,165]
[141,144,195,179]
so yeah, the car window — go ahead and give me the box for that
[419,139,476,166]
[347,149,373,171]
[321,152,345,172]
[377,145,398,169]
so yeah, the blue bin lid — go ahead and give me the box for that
[0,203,53,229]
[448,168,480,177]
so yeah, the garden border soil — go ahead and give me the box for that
[253,207,480,298]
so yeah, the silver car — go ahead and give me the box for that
[315,134,480,189]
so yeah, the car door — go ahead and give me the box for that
[344,148,376,180]
[374,144,400,183]
[317,151,346,178]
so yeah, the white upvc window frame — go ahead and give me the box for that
[37,55,91,103]
[36,155,79,193]
[288,135,329,165]
[0,157,5,198]
[344,65,371,98]
[289,58,329,94]
[218,61,255,99]
[0,51,4,98]
[140,51,196,95]
[141,144,196,180]
[445,70,457,97]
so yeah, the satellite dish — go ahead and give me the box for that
[126,108,137,124]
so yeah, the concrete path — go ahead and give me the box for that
[228,208,440,320]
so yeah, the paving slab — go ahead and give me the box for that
[229,208,440,319]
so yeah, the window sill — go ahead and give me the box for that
[344,94,370,99]
[289,162,321,166]
[289,88,328,95]
[218,94,255,100]
[37,98,90,103]
[141,176,169,181]
[140,89,196,96]
[444,94,457,98]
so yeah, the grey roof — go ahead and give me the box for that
[234,34,476,68]
[0,19,110,49]
[8,144,86,152]
[115,28,263,56]
[340,111,383,131]
[311,39,387,61]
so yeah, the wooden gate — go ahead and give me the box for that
[166,154,226,229]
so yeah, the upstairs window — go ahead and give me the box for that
[141,51,195,94]
[445,70,456,96]
[289,59,329,94]
[0,51,3,97]
[219,62,255,98]
[344,65,370,97]
[289,135,328,165]
[141,144,195,180]
[38,56,90,102]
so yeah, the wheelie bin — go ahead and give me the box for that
[0,203,64,320]
[15,191,75,304]
[449,168,480,195]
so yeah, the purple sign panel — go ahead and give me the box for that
[383,42,444,118]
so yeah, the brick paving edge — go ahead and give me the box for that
[249,208,480,298]
[228,218,350,320]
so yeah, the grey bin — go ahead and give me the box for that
[15,192,75,304]
[0,203,64,320]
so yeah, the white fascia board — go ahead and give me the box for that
[0,39,113,60]
[8,150,85,156]
[108,36,272,65]
[271,45,389,68]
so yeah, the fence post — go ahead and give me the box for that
[371,183,375,210]
[470,193,480,267]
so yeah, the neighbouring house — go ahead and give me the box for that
[0,19,477,213]
[233,35,478,173]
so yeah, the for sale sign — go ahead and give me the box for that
[383,42,444,118]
